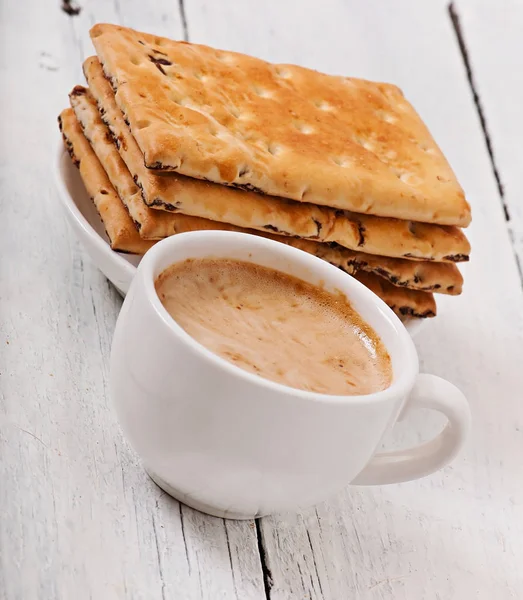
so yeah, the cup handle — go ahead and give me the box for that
[351,374,471,485]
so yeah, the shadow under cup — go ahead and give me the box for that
[110,231,419,519]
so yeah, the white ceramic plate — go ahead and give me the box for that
[53,145,426,336]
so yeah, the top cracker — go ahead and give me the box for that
[91,24,471,226]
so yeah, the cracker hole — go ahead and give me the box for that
[408,222,418,236]
[130,56,142,66]
[294,122,314,134]
[199,74,212,84]
[252,85,272,98]
[214,129,234,141]
[422,145,437,155]
[385,150,398,160]
[275,67,291,79]
[399,172,421,185]
[238,165,251,177]
[381,112,397,124]
[436,175,450,183]
[268,142,282,156]
[355,137,374,152]
[314,100,332,111]
[217,52,234,64]
[332,157,351,168]
[136,119,152,130]
[237,111,253,122]
[100,189,109,195]
[169,93,182,105]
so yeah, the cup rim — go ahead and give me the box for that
[138,230,419,405]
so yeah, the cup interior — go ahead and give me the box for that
[140,230,418,400]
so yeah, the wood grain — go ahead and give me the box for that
[1,0,522,598]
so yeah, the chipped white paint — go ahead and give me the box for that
[1,0,522,599]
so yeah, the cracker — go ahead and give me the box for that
[90,24,470,227]
[58,108,153,254]
[69,86,179,240]
[60,113,436,316]
[83,57,470,263]
[353,272,437,319]
[70,85,461,295]
[286,240,461,295]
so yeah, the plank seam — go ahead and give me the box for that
[448,3,506,216]
[449,2,523,284]
[113,0,122,23]
[255,520,273,599]
[179,503,192,573]
[223,522,239,599]
[178,0,189,41]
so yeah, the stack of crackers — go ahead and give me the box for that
[58,23,471,320]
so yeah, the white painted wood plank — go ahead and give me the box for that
[0,2,264,599]
[3,0,523,598]
[455,0,523,273]
[186,0,523,598]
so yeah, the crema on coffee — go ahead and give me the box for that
[155,258,392,395]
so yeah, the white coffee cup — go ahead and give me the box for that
[110,231,471,519]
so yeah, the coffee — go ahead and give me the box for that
[155,258,392,395]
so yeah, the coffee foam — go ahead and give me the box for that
[155,258,392,395]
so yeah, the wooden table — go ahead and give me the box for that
[1,1,522,598]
